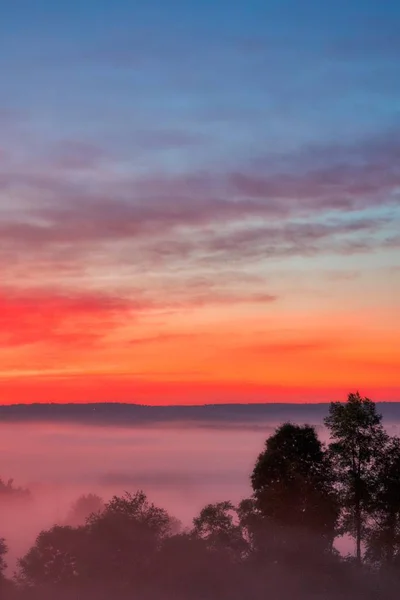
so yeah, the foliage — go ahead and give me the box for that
[6,392,400,599]
[0,478,31,503]
[0,537,7,576]
[18,526,85,587]
[64,493,104,526]
[365,437,400,567]
[251,422,339,559]
[19,491,177,591]
[193,501,250,559]
[324,392,389,563]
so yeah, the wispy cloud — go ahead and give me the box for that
[0,128,398,267]
[0,289,136,349]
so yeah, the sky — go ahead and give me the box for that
[0,0,399,404]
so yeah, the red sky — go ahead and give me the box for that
[0,286,398,404]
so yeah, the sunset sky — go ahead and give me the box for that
[0,0,399,404]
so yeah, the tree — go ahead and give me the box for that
[324,392,388,565]
[87,490,175,538]
[157,532,241,599]
[366,437,400,568]
[0,538,7,578]
[65,493,104,526]
[251,423,338,560]
[18,525,85,587]
[0,478,31,503]
[85,490,175,588]
[236,497,263,557]
[18,491,176,592]
[193,501,249,559]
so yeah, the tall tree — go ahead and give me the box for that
[324,392,388,565]
[251,423,338,560]
[366,437,400,568]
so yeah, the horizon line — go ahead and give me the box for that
[1,400,399,408]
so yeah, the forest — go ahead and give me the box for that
[2,392,400,600]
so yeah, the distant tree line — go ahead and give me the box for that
[2,392,400,599]
[0,478,31,503]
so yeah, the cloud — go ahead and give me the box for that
[127,333,200,346]
[205,218,381,254]
[229,163,399,211]
[0,289,136,349]
[47,131,205,171]
[0,127,398,301]
[139,216,390,269]
[0,179,395,266]
[0,284,278,352]
[49,140,107,170]
[244,340,335,355]
[169,291,277,308]
[131,129,209,150]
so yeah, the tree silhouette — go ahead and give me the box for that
[18,525,85,587]
[0,538,12,597]
[156,532,245,600]
[0,478,31,503]
[366,437,400,568]
[84,490,175,588]
[65,493,104,526]
[251,422,339,560]
[0,538,7,577]
[193,501,249,559]
[19,491,177,592]
[86,490,175,537]
[325,392,388,564]
[236,497,265,558]
[10,394,400,600]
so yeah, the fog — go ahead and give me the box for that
[0,420,265,569]
[2,403,400,575]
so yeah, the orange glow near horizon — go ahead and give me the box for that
[0,286,398,404]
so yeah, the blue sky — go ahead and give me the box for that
[1,0,399,171]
